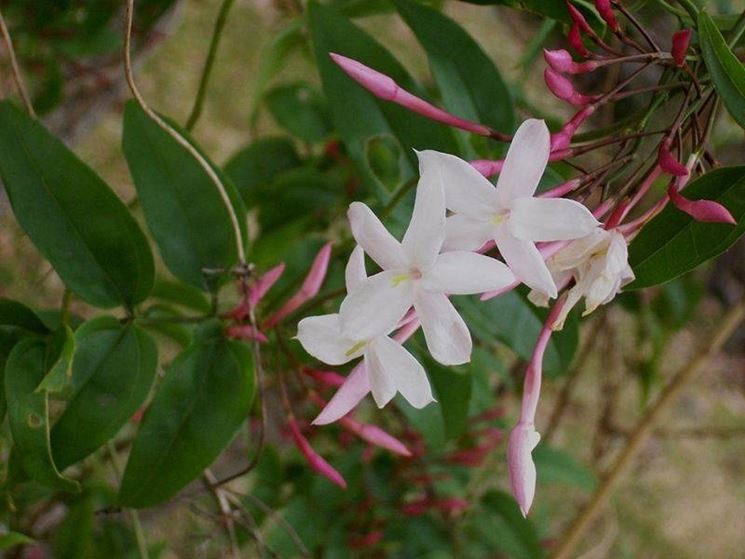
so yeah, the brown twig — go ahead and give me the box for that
[0,8,36,117]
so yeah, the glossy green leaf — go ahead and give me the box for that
[51,317,158,470]
[35,325,75,395]
[265,82,332,143]
[456,291,578,376]
[224,136,302,208]
[308,1,460,199]
[425,356,472,439]
[118,322,255,507]
[699,11,745,129]
[53,494,95,559]
[122,101,247,291]
[629,167,745,289]
[0,329,24,421]
[457,0,599,26]
[0,532,34,552]
[150,279,212,314]
[0,101,154,309]
[395,0,514,140]
[139,304,195,348]
[5,338,80,492]
[0,298,50,335]
[480,490,544,559]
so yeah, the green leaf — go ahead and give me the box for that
[139,304,195,348]
[265,82,332,143]
[480,490,544,559]
[628,167,745,289]
[122,101,247,291]
[394,0,514,140]
[5,338,80,492]
[308,0,460,199]
[35,325,76,395]
[51,317,158,470]
[365,134,404,191]
[150,279,212,314]
[456,291,578,376]
[224,136,302,208]
[0,329,25,421]
[456,0,599,26]
[0,101,155,309]
[53,494,95,559]
[0,298,50,335]
[533,444,597,491]
[118,322,255,507]
[425,356,472,439]
[699,11,745,129]
[0,532,35,552]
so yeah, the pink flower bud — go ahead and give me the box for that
[668,187,736,225]
[543,49,598,74]
[550,105,596,150]
[568,23,590,57]
[566,2,592,33]
[544,69,598,106]
[507,423,541,517]
[226,324,268,343]
[248,263,285,308]
[339,416,412,457]
[470,159,504,177]
[330,53,494,137]
[264,242,332,328]
[288,417,347,489]
[595,0,620,32]
[671,29,692,67]
[304,368,346,387]
[658,143,689,177]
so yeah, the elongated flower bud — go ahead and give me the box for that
[544,68,599,106]
[551,105,596,150]
[595,0,620,32]
[566,1,592,33]
[470,158,504,176]
[249,263,285,308]
[568,23,590,56]
[671,29,692,67]
[265,242,332,328]
[658,143,689,177]
[288,417,347,488]
[543,49,598,74]
[668,187,736,225]
[226,324,268,343]
[330,53,495,137]
[507,423,541,517]
[340,416,412,456]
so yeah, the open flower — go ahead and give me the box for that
[298,246,434,409]
[436,119,600,298]
[529,228,634,329]
[339,150,515,365]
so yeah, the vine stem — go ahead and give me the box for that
[123,0,245,264]
[550,298,745,559]
[185,0,235,131]
[0,8,36,117]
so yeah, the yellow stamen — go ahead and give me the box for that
[345,340,367,357]
[390,273,410,287]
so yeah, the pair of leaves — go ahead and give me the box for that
[0,101,154,309]
[118,321,255,507]
[629,167,745,289]
[123,101,248,292]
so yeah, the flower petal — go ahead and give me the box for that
[496,119,551,205]
[401,151,447,269]
[348,202,407,270]
[364,343,398,408]
[416,150,496,218]
[496,230,557,298]
[296,314,361,365]
[422,251,515,295]
[507,423,540,517]
[508,196,599,241]
[312,364,370,425]
[339,270,414,339]
[414,291,472,365]
[442,214,496,252]
[345,245,367,292]
[368,336,434,409]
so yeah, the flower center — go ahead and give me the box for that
[491,209,510,225]
[344,340,367,357]
[390,268,422,287]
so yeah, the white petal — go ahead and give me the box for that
[496,119,550,205]
[345,245,367,292]
[348,202,406,270]
[442,214,496,252]
[605,231,630,276]
[296,314,360,365]
[552,229,608,271]
[422,251,515,295]
[414,291,472,365]
[508,197,600,241]
[367,336,435,409]
[339,270,414,340]
[496,230,557,298]
[401,151,447,270]
[364,343,398,408]
[416,150,496,218]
